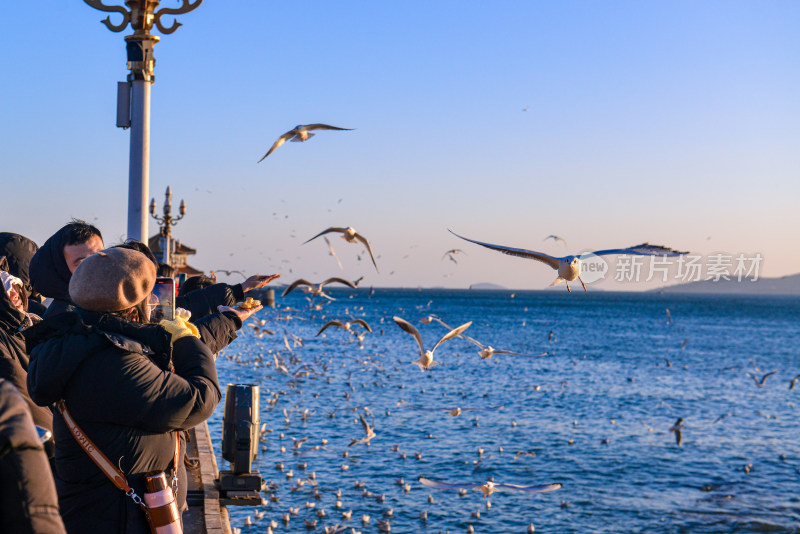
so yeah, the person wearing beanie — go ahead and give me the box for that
[28,221,103,318]
[112,240,271,354]
[26,248,221,534]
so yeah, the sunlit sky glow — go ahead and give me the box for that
[3,1,798,290]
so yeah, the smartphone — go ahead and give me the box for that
[151,277,176,322]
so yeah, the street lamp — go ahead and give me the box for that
[150,186,187,265]
[84,0,202,242]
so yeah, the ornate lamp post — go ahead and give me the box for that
[149,186,187,265]
[84,0,202,241]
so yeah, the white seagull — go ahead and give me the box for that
[324,237,343,270]
[282,277,358,300]
[304,227,379,273]
[543,235,568,247]
[392,316,472,370]
[419,477,562,498]
[449,229,688,292]
[420,315,545,359]
[258,123,353,162]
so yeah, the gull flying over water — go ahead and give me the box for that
[669,418,685,446]
[258,124,353,162]
[316,319,373,337]
[421,314,544,359]
[304,227,379,273]
[419,477,562,498]
[282,277,358,300]
[442,249,466,264]
[349,414,376,447]
[324,237,343,270]
[449,229,688,292]
[393,316,472,370]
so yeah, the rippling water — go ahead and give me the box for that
[208,289,800,533]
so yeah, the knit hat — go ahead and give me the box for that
[68,248,156,312]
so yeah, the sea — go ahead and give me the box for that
[208,289,800,534]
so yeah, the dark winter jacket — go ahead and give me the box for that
[0,234,47,316]
[26,310,221,534]
[0,379,66,534]
[29,228,76,317]
[194,310,242,355]
[177,283,244,322]
[0,279,53,435]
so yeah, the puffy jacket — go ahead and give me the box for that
[177,283,243,321]
[0,278,52,435]
[26,310,221,534]
[0,379,66,534]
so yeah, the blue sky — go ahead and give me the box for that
[2,1,798,289]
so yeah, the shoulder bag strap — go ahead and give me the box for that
[57,399,179,510]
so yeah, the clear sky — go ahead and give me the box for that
[2,1,798,290]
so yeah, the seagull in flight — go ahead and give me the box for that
[669,417,685,446]
[258,124,353,162]
[282,277,358,300]
[442,249,466,264]
[349,414,376,447]
[324,237,343,270]
[393,316,472,370]
[316,319,372,337]
[449,229,688,292]
[304,227,379,273]
[421,315,544,359]
[212,269,246,279]
[746,370,778,388]
[419,477,561,498]
[543,235,568,247]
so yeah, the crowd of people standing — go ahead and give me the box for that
[0,221,278,533]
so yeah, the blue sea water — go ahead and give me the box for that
[210,289,800,533]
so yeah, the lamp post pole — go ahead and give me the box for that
[150,186,187,266]
[83,0,202,241]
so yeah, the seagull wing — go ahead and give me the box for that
[494,483,563,493]
[353,232,379,273]
[358,414,372,435]
[316,320,345,336]
[303,124,354,132]
[321,277,358,290]
[431,321,473,353]
[587,243,689,258]
[392,316,425,356]
[449,230,561,270]
[282,279,313,297]
[258,129,297,162]
[351,319,373,332]
[418,477,481,491]
[304,227,348,245]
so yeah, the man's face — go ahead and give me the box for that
[63,235,104,273]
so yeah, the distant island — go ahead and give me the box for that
[652,273,800,296]
[469,282,508,290]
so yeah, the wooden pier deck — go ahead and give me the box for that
[183,422,232,534]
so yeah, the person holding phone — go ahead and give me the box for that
[26,248,221,533]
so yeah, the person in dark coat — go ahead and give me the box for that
[26,248,220,534]
[178,273,278,321]
[0,263,53,439]
[29,221,103,318]
[0,378,66,534]
[111,241,266,354]
[0,232,47,316]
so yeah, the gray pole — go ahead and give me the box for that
[126,38,155,241]
[83,0,203,241]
